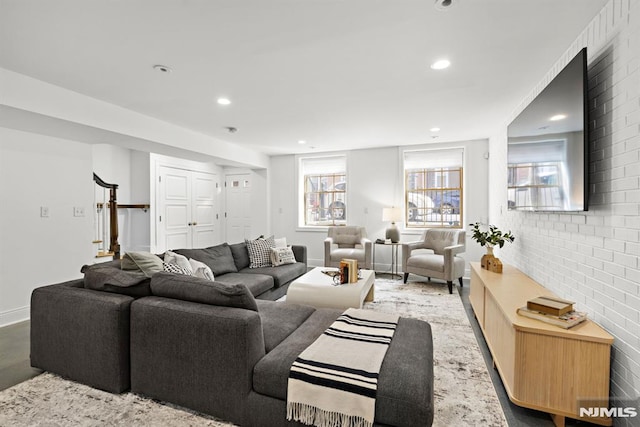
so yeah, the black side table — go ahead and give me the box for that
[373,241,401,279]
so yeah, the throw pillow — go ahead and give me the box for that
[82,264,152,297]
[245,235,275,268]
[274,237,287,248]
[150,272,258,312]
[121,251,164,277]
[270,246,297,266]
[164,250,193,274]
[189,258,214,281]
[163,262,193,276]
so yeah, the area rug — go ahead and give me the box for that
[0,279,507,427]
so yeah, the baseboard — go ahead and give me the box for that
[0,305,29,328]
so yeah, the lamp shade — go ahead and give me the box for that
[382,207,402,223]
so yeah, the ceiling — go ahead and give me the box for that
[0,0,608,157]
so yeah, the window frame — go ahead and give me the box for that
[403,148,464,230]
[297,154,348,228]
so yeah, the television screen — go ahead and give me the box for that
[507,48,588,211]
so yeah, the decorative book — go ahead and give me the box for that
[339,259,359,284]
[517,306,587,329]
[527,295,574,316]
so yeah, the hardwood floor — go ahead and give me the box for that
[0,320,42,391]
[1,278,597,426]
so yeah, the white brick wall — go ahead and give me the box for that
[488,1,640,425]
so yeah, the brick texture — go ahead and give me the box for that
[489,1,640,425]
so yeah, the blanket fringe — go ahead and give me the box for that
[287,402,372,427]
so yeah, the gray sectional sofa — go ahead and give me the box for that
[30,241,435,426]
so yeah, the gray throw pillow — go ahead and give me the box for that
[175,243,238,275]
[82,264,151,297]
[121,251,164,277]
[229,242,250,270]
[150,272,258,311]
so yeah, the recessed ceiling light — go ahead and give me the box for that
[298,140,307,145]
[430,59,450,70]
[217,98,231,105]
[550,114,567,121]
[153,65,172,73]
[430,127,441,132]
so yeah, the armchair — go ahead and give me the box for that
[401,229,466,294]
[324,226,373,270]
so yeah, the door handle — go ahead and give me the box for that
[188,222,198,226]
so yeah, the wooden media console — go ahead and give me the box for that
[469,262,614,427]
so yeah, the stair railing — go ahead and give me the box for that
[93,173,120,259]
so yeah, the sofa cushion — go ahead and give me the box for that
[255,300,315,352]
[213,273,273,297]
[121,252,164,277]
[252,308,343,399]
[406,254,445,273]
[82,264,151,297]
[150,272,258,311]
[239,262,306,288]
[246,236,275,268]
[229,242,251,271]
[175,243,238,275]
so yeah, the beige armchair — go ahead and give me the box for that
[324,226,373,270]
[401,229,466,294]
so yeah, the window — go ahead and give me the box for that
[404,148,463,228]
[299,155,347,226]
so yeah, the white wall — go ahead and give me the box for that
[270,140,490,273]
[0,128,94,326]
[489,0,640,420]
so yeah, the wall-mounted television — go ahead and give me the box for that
[507,47,588,212]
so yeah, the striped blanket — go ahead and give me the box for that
[286,308,399,427]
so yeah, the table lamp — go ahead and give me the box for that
[382,207,402,243]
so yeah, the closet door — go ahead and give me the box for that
[225,174,252,243]
[157,166,217,252]
[191,171,216,248]
[158,166,192,251]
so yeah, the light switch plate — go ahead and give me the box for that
[74,206,85,217]
[40,206,49,217]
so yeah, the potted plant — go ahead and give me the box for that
[469,222,515,250]
[469,222,515,272]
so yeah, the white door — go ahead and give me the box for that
[225,174,252,243]
[191,171,217,248]
[159,166,191,251]
[157,166,217,252]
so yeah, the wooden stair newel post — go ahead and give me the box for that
[108,185,120,259]
[93,173,120,259]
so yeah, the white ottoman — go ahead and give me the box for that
[286,267,375,309]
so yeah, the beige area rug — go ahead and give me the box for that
[0,279,506,427]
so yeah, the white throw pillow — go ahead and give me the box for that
[164,250,193,274]
[270,246,296,266]
[189,258,215,281]
[274,237,287,248]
